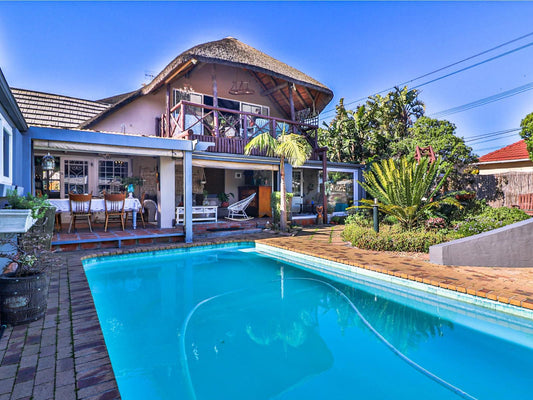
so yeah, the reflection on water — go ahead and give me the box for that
[328,286,454,354]
[183,275,455,400]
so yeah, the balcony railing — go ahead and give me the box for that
[159,101,319,158]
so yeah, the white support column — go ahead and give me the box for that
[183,151,193,243]
[158,157,175,229]
[284,163,293,193]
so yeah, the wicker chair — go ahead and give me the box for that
[68,193,93,233]
[104,192,126,232]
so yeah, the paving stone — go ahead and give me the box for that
[10,380,34,399]
[31,381,54,400]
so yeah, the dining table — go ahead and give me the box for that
[49,197,142,229]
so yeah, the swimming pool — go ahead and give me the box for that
[83,243,533,400]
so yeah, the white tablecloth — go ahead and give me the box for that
[49,198,141,213]
[49,198,142,229]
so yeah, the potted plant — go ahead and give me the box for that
[0,237,54,325]
[121,176,144,197]
[217,192,234,208]
[0,191,50,233]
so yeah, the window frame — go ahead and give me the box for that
[0,114,13,185]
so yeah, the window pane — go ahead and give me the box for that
[98,160,129,195]
[64,160,89,195]
[328,172,354,212]
[3,128,10,177]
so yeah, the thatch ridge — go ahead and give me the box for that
[142,37,332,98]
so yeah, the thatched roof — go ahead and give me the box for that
[142,37,333,117]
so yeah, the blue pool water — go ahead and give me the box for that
[83,243,533,400]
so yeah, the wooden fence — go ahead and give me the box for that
[469,172,533,207]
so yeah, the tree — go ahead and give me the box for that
[319,86,425,165]
[394,117,478,188]
[244,132,312,232]
[358,157,458,229]
[519,111,533,161]
[317,99,369,163]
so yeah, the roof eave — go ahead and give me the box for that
[477,158,531,165]
[0,70,28,132]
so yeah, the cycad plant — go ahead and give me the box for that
[245,131,311,232]
[359,157,458,229]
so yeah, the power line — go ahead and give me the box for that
[467,130,521,144]
[319,31,533,119]
[465,128,521,142]
[430,82,533,118]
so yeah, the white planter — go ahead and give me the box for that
[0,209,37,233]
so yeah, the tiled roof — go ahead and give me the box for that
[478,139,530,163]
[10,88,110,129]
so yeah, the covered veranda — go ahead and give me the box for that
[25,126,200,243]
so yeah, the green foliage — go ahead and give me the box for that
[359,157,458,229]
[319,86,424,164]
[394,117,478,188]
[345,210,372,227]
[6,190,51,219]
[271,192,293,224]
[330,216,346,224]
[245,130,312,232]
[454,207,530,237]
[520,111,533,162]
[342,224,458,253]
[217,192,234,203]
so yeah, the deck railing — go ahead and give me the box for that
[160,101,319,158]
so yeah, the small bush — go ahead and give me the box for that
[271,192,293,224]
[342,224,459,253]
[345,211,372,227]
[454,207,530,237]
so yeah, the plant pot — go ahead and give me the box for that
[221,201,229,208]
[0,272,49,325]
[0,210,36,233]
[455,193,475,201]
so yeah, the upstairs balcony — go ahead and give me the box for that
[159,101,320,159]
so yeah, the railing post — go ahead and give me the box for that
[180,103,185,137]
[242,115,248,142]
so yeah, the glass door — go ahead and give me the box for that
[63,159,89,195]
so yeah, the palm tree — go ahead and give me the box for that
[359,156,458,229]
[386,86,425,139]
[245,131,312,232]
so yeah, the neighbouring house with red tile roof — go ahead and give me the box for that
[477,139,533,175]
[470,139,533,208]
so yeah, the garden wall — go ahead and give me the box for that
[429,218,533,267]
[469,172,533,208]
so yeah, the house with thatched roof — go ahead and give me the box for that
[9,37,363,239]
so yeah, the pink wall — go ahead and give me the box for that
[92,62,287,136]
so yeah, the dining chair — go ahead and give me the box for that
[135,192,146,228]
[104,192,126,232]
[68,193,93,233]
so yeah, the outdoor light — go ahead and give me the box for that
[41,153,56,171]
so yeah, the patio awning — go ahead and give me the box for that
[33,140,184,158]
[192,158,278,171]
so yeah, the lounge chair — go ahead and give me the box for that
[226,193,256,221]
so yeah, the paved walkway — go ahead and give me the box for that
[1,226,533,399]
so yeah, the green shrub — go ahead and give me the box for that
[342,224,459,253]
[5,190,51,219]
[271,192,293,224]
[345,211,372,227]
[454,206,530,237]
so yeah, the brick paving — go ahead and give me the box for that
[1,225,532,399]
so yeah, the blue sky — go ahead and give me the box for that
[2,1,533,156]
